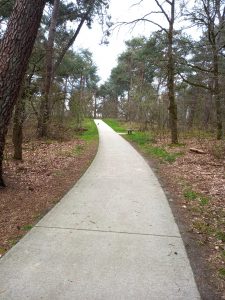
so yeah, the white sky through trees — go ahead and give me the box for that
[75,0,198,84]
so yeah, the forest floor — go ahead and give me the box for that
[1,117,225,299]
[149,137,225,300]
[104,119,225,300]
[0,119,98,257]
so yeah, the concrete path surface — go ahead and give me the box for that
[0,120,200,299]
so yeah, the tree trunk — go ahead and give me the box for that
[167,0,178,144]
[0,0,45,187]
[77,75,84,129]
[94,93,97,118]
[37,0,60,138]
[53,1,94,73]
[12,88,26,160]
[212,47,223,139]
[186,99,196,129]
[60,77,68,122]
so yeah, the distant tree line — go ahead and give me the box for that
[0,0,225,187]
[98,0,225,143]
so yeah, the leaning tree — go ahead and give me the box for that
[0,0,46,187]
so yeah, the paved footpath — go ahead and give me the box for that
[0,120,200,299]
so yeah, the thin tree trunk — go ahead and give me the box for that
[167,0,178,144]
[212,46,223,139]
[53,2,94,73]
[77,75,84,129]
[94,93,97,118]
[186,99,196,130]
[37,0,60,138]
[60,77,68,122]
[0,0,45,187]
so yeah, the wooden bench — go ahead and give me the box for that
[127,129,133,135]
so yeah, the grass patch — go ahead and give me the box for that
[69,119,98,141]
[104,119,183,163]
[199,196,210,206]
[103,118,126,133]
[184,189,198,201]
[183,187,210,206]
[127,131,153,145]
[145,146,183,163]
[219,268,225,277]
[0,247,6,255]
[8,236,22,247]
[190,206,202,213]
[79,119,98,141]
[192,220,214,234]
[72,144,85,155]
[21,224,33,231]
[216,231,225,242]
[126,131,182,162]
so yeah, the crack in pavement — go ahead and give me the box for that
[35,225,181,239]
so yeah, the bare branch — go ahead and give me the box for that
[179,59,213,73]
[115,16,168,34]
[130,0,144,8]
[154,0,170,23]
[178,72,211,91]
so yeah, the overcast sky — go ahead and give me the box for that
[75,0,197,83]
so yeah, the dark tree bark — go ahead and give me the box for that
[13,63,40,159]
[212,45,223,139]
[166,0,178,144]
[12,87,26,160]
[53,16,87,73]
[37,0,60,138]
[0,0,46,187]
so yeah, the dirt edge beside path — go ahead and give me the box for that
[0,138,98,257]
[128,140,224,300]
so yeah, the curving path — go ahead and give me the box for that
[0,120,200,299]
